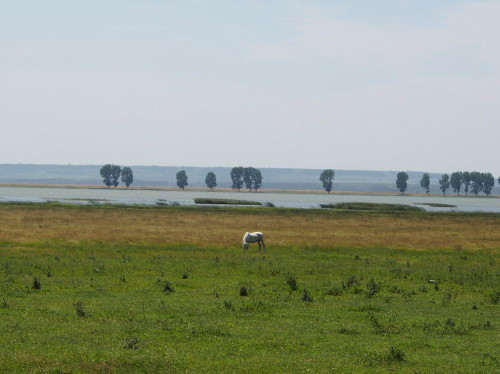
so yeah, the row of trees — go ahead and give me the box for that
[99,165,498,196]
[397,171,497,197]
[98,165,262,191]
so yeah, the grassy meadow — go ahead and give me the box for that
[0,203,499,373]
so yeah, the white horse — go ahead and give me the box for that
[242,232,266,250]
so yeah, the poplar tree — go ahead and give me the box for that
[482,173,495,197]
[420,173,430,194]
[450,171,463,196]
[319,169,335,193]
[230,167,244,191]
[205,172,217,190]
[121,167,134,188]
[439,174,450,196]
[176,170,188,190]
[396,172,409,195]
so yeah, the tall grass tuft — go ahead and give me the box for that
[164,281,175,293]
[489,291,500,304]
[223,300,234,310]
[367,278,381,297]
[74,301,87,317]
[285,274,298,291]
[385,346,406,362]
[123,337,139,350]
[302,289,313,302]
[32,277,41,290]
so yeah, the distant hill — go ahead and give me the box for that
[0,164,498,194]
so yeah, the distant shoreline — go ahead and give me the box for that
[1,183,498,198]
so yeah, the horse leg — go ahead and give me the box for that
[262,239,266,250]
[258,240,262,250]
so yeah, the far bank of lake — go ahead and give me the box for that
[1,185,499,212]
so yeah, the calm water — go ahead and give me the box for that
[1,186,500,212]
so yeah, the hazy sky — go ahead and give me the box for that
[1,0,499,175]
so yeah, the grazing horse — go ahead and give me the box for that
[242,232,266,250]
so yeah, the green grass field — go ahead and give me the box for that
[0,204,498,373]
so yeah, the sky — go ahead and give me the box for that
[1,0,499,176]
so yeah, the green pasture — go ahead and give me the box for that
[0,240,498,373]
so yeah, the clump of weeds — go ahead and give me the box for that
[32,277,41,290]
[74,301,87,317]
[385,346,406,362]
[302,289,313,302]
[366,278,381,297]
[223,300,234,310]
[123,337,139,350]
[343,275,360,290]
[285,273,298,291]
[163,281,175,293]
[489,290,500,304]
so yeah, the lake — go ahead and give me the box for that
[0,186,499,212]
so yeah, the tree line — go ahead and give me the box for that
[397,171,497,197]
[98,165,263,191]
[99,164,498,196]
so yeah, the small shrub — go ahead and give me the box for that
[223,300,234,310]
[163,281,175,293]
[368,312,383,331]
[124,337,139,350]
[120,275,126,282]
[302,289,313,302]
[343,275,360,289]
[489,291,500,304]
[285,274,298,291]
[74,301,87,317]
[47,271,53,278]
[181,272,189,279]
[366,278,381,297]
[32,277,41,290]
[239,286,249,297]
[386,346,406,362]
[1,298,8,308]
